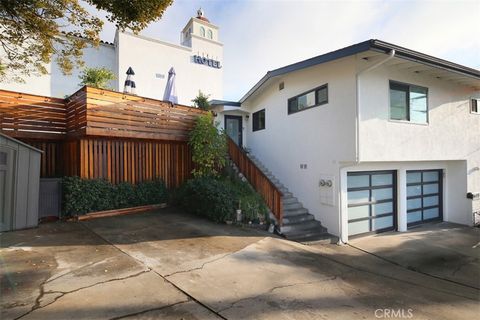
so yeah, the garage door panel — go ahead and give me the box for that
[406,170,442,227]
[371,188,393,201]
[423,171,439,182]
[347,190,369,204]
[348,205,370,220]
[372,202,393,215]
[349,220,370,236]
[407,172,421,183]
[408,211,422,224]
[424,207,440,220]
[407,185,422,197]
[407,198,422,210]
[372,215,394,230]
[423,195,439,207]
[423,184,438,195]
[372,174,392,186]
[347,171,396,236]
[347,175,370,188]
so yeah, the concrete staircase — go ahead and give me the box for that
[246,154,334,243]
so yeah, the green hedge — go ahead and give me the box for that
[62,177,167,216]
[176,176,268,223]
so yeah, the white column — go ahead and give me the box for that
[397,168,407,232]
[339,167,349,243]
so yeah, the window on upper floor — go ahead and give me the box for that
[471,99,479,114]
[200,26,205,37]
[288,84,328,115]
[252,109,266,131]
[389,81,428,124]
[207,29,213,39]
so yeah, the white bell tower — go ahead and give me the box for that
[181,8,220,46]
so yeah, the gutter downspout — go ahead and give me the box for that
[338,49,396,245]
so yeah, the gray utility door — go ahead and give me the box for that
[406,170,443,226]
[0,147,15,232]
[347,171,397,236]
[225,115,243,147]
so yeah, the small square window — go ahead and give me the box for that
[252,109,265,131]
[279,82,284,90]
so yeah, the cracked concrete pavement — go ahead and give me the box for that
[1,208,479,319]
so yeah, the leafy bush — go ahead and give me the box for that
[176,175,268,224]
[180,176,237,222]
[225,178,269,223]
[189,113,227,178]
[79,67,116,89]
[191,90,211,110]
[62,177,167,216]
[134,179,168,206]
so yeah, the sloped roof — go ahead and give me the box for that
[240,39,480,103]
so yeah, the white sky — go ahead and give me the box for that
[93,0,480,101]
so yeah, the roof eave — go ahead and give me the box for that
[240,39,480,103]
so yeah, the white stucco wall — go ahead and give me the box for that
[0,43,116,98]
[240,54,479,238]
[242,56,358,235]
[357,61,480,225]
[116,32,223,106]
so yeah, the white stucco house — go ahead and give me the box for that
[213,40,480,243]
[0,9,223,106]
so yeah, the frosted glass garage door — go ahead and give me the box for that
[347,171,397,236]
[406,170,442,226]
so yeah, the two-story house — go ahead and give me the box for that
[214,40,480,243]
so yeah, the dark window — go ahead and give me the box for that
[288,84,328,115]
[279,82,284,90]
[389,81,428,123]
[252,109,265,131]
[471,99,479,114]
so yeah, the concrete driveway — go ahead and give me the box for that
[1,208,479,320]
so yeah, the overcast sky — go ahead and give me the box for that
[93,0,480,101]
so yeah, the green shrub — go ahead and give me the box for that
[134,179,168,206]
[79,67,116,89]
[180,176,237,222]
[191,90,211,111]
[176,175,268,224]
[225,178,269,223]
[189,113,227,178]
[62,177,167,216]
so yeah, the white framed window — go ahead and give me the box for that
[288,84,328,115]
[207,29,213,39]
[200,26,205,37]
[471,99,479,114]
[389,81,428,124]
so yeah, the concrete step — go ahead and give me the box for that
[283,202,303,211]
[281,223,329,241]
[283,207,309,216]
[282,213,315,225]
[282,196,298,204]
[281,219,324,233]
[290,233,337,245]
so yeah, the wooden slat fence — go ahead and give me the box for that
[79,138,192,188]
[227,137,283,225]
[0,87,208,187]
[0,90,67,140]
[84,87,205,141]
